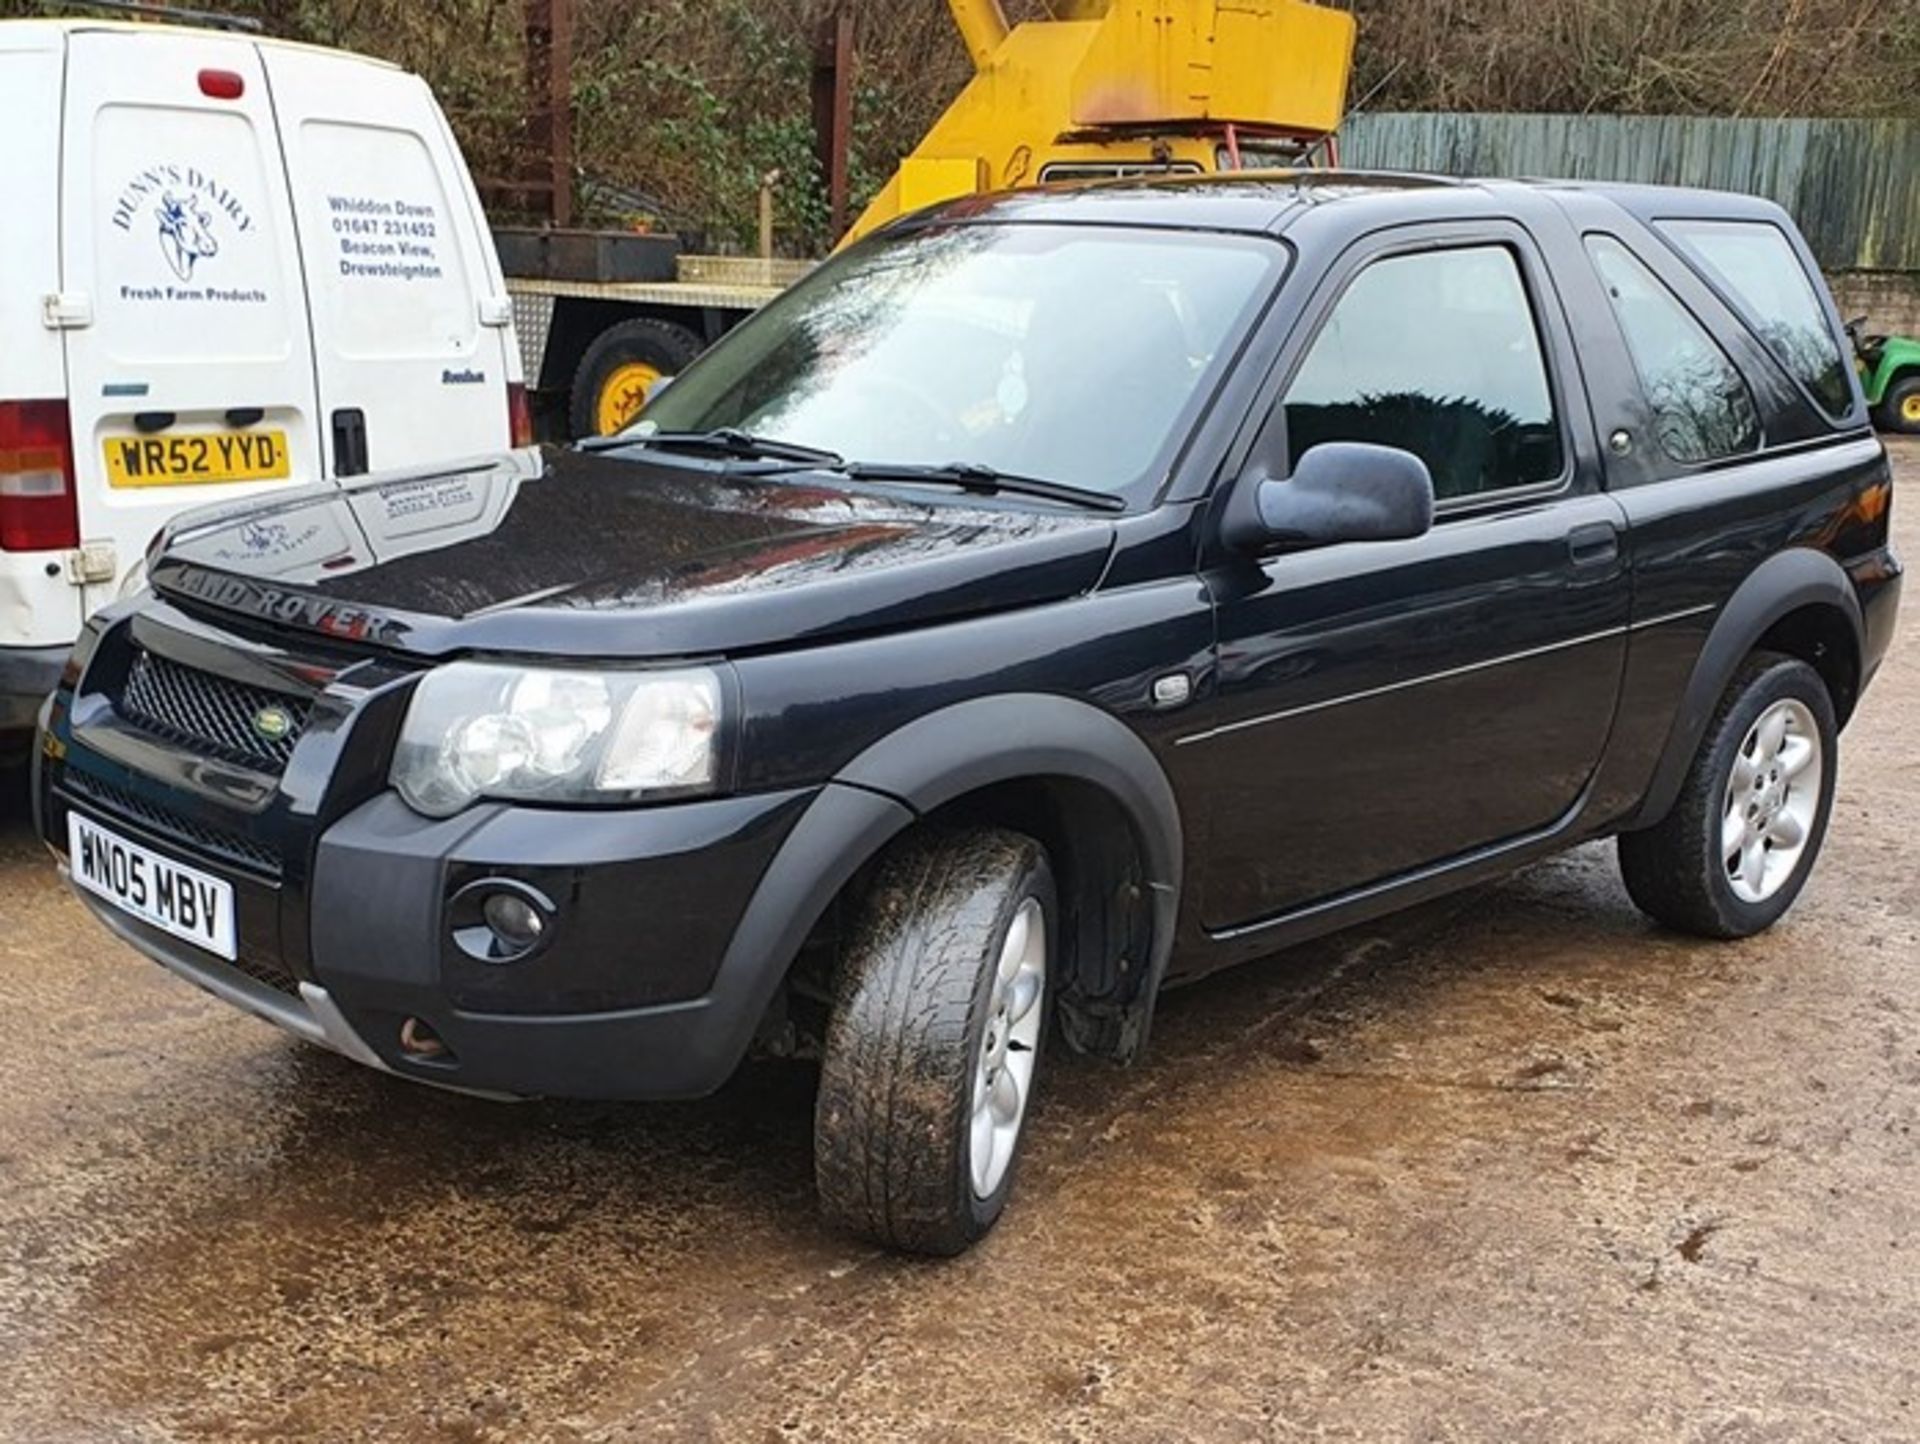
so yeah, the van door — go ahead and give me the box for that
[263,49,516,478]
[1,25,81,653]
[60,27,324,607]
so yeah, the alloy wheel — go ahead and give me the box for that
[969,897,1045,1199]
[1722,697,1823,904]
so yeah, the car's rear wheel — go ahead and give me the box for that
[1619,652,1837,938]
[815,827,1053,1255]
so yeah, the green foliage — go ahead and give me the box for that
[567,0,834,249]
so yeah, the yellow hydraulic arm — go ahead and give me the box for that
[841,0,1356,245]
[949,0,1010,68]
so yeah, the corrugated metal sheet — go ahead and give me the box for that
[1340,114,1920,271]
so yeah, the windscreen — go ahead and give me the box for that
[634,224,1283,496]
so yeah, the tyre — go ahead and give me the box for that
[566,318,704,438]
[1619,652,1837,939]
[1873,374,1920,436]
[815,827,1054,1255]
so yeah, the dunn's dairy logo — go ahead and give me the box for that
[156,192,219,280]
[112,165,256,282]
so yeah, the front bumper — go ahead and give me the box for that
[0,643,68,732]
[65,881,408,1080]
[38,603,915,1100]
[44,773,912,1099]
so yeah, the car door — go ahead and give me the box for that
[262,47,517,478]
[60,26,325,610]
[1186,221,1631,933]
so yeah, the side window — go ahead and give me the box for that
[1655,219,1852,419]
[1284,245,1565,503]
[1585,235,1761,464]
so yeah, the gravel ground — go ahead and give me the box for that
[1,439,1915,1443]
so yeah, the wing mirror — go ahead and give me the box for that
[1223,441,1435,553]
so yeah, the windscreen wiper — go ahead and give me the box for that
[578,428,844,467]
[837,460,1127,513]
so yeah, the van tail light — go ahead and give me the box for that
[198,69,246,100]
[507,382,535,448]
[0,399,79,553]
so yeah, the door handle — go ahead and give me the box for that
[1567,521,1620,568]
[331,408,369,478]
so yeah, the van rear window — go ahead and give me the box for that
[1655,219,1853,420]
[293,121,476,361]
[91,106,295,364]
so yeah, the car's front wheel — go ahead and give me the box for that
[815,827,1053,1255]
[1619,652,1837,938]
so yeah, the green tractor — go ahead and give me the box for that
[1849,317,1920,435]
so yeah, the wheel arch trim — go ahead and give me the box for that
[695,781,917,1090]
[835,693,1185,1059]
[676,697,1187,1088]
[1629,546,1863,830]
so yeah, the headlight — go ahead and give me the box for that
[391,662,722,817]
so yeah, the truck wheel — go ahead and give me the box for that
[567,319,703,438]
[1873,374,1920,435]
[815,827,1054,1255]
[1619,653,1837,939]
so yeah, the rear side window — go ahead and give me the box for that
[1284,245,1565,503]
[1586,235,1760,464]
[1656,219,1852,419]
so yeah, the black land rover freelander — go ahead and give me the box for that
[34,175,1902,1253]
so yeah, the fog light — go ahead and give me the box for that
[483,891,545,950]
[399,1016,448,1058]
[449,878,557,964]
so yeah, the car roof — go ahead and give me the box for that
[901,169,1793,240]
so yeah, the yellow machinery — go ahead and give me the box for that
[842,0,1357,245]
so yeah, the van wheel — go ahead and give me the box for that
[1874,374,1920,435]
[1619,653,1837,939]
[567,319,703,438]
[815,828,1054,1256]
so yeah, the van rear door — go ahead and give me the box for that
[1,25,80,651]
[60,27,323,605]
[263,49,517,478]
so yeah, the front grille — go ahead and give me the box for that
[119,650,310,774]
[63,770,284,878]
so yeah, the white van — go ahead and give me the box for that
[0,18,528,741]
